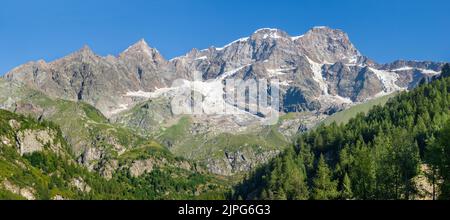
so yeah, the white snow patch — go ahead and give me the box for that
[319,94,353,104]
[369,68,402,93]
[254,28,284,39]
[195,56,208,61]
[219,64,251,80]
[262,32,282,39]
[347,56,358,65]
[306,56,329,95]
[419,69,440,75]
[254,28,279,33]
[125,88,175,99]
[291,35,304,41]
[216,37,249,51]
[266,67,296,77]
[345,63,367,68]
[391,66,414,72]
[391,66,440,75]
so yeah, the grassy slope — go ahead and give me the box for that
[0,79,149,157]
[157,115,289,163]
[320,93,398,126]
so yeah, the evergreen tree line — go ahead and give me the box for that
[233,64,450,200]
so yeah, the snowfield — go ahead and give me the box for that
[369,68,403,93]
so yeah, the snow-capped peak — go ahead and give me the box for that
[215,37,250,51]
[254,28,280,33]
[312,26,329,29]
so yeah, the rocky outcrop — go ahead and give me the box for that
[98,160,119,180]
[277,113,328,137]
[52,195,66,200]
[2,180,36,200]
[207,148,280,176]
[16,129,57,156]
[78,147,104,170]
[127,157,192,178]
[129,159,157,177]
[70,177,91,193]
[77,135,126,175]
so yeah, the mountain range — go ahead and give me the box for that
[4,27,444,116]
[0,26,446,180]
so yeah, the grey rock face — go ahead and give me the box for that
[78,147,104,171]
[127,157,193,178]
[71,177,92,193]
[16,129,58,156]
[2,180,36,200]
[118,39,177,92]
[206,149,280,176]
[129,159,157,177]
[4,41,179,117]
[296,27,361,64]
[98,160,119,180]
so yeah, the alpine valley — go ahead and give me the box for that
[0,26,448,200]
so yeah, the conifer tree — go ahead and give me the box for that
[312,155,338,200]
[341,172,353,200]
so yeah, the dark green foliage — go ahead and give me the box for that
[234,68,450,200]
[340,172,353,199]
[426,120,450,199]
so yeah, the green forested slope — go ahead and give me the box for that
[0,109,228,200]
[234,64,450,200]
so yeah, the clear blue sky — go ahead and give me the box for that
[1,0,449,75]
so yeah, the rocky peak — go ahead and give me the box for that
[61,45,99,64]
[305,26,347,37]
[183,48,201,59]
[75,45,96,57]
[250,28,290,40]
[297,26,361,64]
[79,44,94,54]
[119,39,167,65]
[123,39,151,53]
